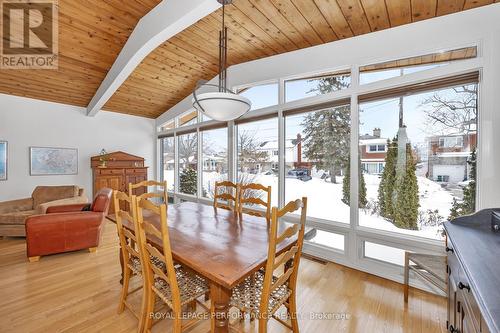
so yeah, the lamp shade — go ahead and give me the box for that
[192,92,251,122]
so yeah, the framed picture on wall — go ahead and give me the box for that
[30,147,78,176]
[0,141,7,181]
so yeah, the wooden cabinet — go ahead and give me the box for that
[447,269,458,332]
[91,151,148,213]
[444,209,500,333]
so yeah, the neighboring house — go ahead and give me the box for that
[359,128,388,175]
[246,129,390,176]
[250,139,295,173]
[163,153,227,173]
[202,153,227,173]
[427,131,477,183]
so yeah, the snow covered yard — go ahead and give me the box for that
[361,174,452,239]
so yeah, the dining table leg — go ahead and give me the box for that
[210,282,231,333]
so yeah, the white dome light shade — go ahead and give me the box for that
[193,92,251,122]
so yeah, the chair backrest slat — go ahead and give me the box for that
[125,244,141,258]
[145,242,166,264]
[273,245,298,270]
[259,197,307,317]
[238,183,272,222]
[241,197,267,207]
[142,221,163,239]
[213,181,239,212]
[129,180,168,205]
[122,228,137,242]
[271,268,294,292]
[276,224,300,244]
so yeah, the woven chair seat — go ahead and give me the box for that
[153,268,209,309]
[230,270,292,316]
[127,256,166,275]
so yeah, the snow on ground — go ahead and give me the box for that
[165,170,453,240]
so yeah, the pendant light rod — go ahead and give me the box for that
[191,0,251,122]
[218,1,229,92]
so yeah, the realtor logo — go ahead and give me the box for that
[1,0,58,69]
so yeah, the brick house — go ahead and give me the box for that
[359,128,388,175]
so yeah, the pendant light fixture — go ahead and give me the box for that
[192,0,251,122]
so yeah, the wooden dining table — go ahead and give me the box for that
[111,201,297,333]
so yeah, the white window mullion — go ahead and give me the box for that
[228,120,236,183]
[278,78,286,208]
[174,135,179,203]
[197,128,202,199]
[348,65,360,262]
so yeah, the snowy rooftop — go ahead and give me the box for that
[359,138,388,145]
[259,139,294,150]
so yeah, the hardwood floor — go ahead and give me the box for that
[0,220,447,333]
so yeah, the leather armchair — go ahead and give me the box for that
[25,188,112,262]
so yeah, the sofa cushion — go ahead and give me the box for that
[32,186,79,208]
[0,210,36,225]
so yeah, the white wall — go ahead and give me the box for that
[156,4,500,210]
[0,94,156,201]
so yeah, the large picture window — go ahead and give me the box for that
[358,83,478,240]
[236,117,279,206]
[284,104,351,223]
[178,132,198,196]
[157,51,481,281]
[201,127,228,198]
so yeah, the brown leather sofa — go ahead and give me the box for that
[0,185,88,237]
[25,188,112,262]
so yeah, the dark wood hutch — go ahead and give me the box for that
[91,151,148,212]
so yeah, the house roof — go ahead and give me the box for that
[259,139,294,150]
[359,138,388,146]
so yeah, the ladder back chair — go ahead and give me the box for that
[213,181,239,212]
[135,197,209,333]
[230,197,308,333]
[238,183,272,222]
[113,190,143,320]
[129,180,168,204]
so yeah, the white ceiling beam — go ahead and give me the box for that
[86,0,220,116]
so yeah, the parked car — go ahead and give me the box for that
[286,169,312,182]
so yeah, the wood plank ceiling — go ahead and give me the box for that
[0,0,161,109]
[0,0,497,119]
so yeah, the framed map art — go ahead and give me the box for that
[30,147,78,176]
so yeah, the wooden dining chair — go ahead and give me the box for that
[113,190,143,319]
[238,183,272,222]
[129,180,168,204]
[213,181,239,212]
[135,197,209,333]
[230,197,308,333]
